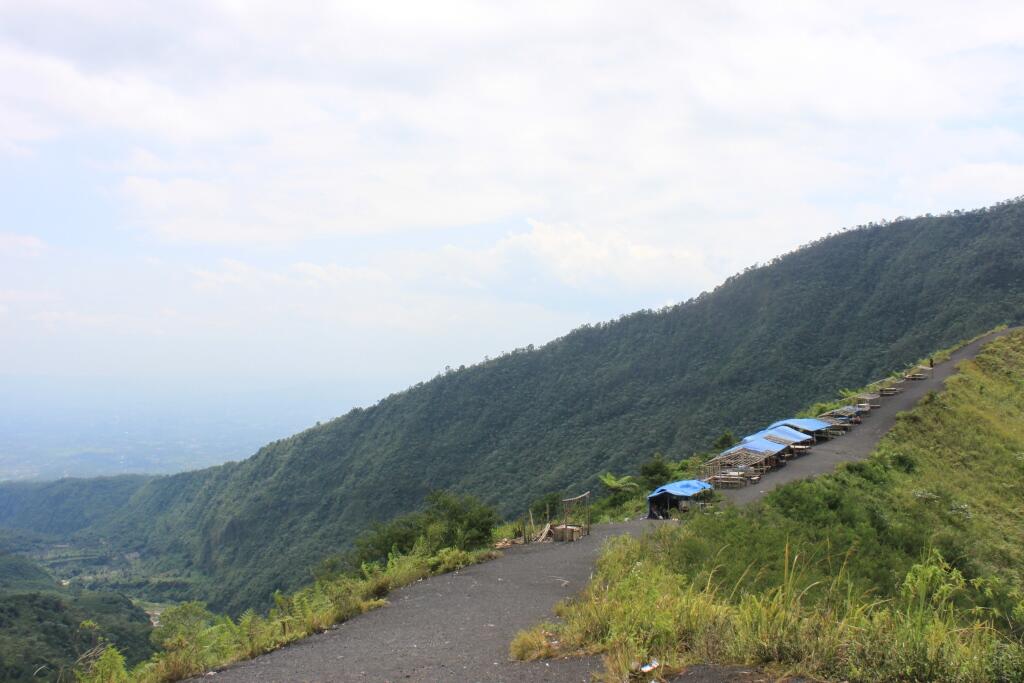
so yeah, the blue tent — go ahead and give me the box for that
[768,418,832,433]
[743,425,814,444]
[723,437,787,456]
[647,479,713,499]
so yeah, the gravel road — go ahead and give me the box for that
[197,328,1013,683]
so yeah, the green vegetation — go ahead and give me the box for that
[2,200,1024,615]
[796,325,1007,419]
[0,476,151,536]
[512,330,1024,680]
[0,552,55,593]
[314,490,499,577]
[74,492,500,683]
[0,552,153,682]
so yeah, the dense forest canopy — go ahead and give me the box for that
[2,198,1023,614]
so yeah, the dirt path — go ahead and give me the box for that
[198,329,1013,683]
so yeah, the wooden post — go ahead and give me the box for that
[586,494,591,535]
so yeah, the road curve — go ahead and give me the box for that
[197,328,1014,683]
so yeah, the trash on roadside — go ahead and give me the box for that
[639,658,660,673]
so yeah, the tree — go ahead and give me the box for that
[150,602,213,650]
[711,431,738,452]
[421,490,499,552]
[528,492,564,522]
[598,472,640,494]
[639,453,674,491]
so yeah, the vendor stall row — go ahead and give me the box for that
[697,371,911,489]
[646,371,918,516]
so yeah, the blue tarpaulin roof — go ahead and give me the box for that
[724,438,788,456]
[743,426,814,444]
[647,479,713,499]
[768,418,832,432]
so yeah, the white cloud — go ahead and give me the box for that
[473,221,718,294]
[2,0,1024,392]
[0,233,46,255]
[184,220,724,325]
[0,289,55,303]
[30,310,112,328]
[918,163,1024,208]
[3,1,1022,246]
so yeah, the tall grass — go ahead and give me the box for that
[512,535,1024,681]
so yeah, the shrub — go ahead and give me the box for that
[420,490,500,553]
[430,547,474,573]
[76,646,130,683]
[149,602,214,650]
[638,453,674,491]
[337,490,500,572]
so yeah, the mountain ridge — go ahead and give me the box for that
[2,198,1024,614]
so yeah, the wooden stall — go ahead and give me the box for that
[879,378,905,396]
[699,447,778,487]
[906,365,934,380]
[554,491,590,542]
[816,417,851,437]
[854,392,881,409]
[820,405,861,423]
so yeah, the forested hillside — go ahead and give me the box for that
[0,553,153,682]
[2,199,1024,615]
[0,475,151,535]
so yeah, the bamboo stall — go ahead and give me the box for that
[878,377,905,395]
[819,405,860,421]
[553,491,591,542]
[906,365,934,380]
[854,392,881,409]
[817,416,854,437]
[699,447,779,487]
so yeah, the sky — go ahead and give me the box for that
[2,1,1024,471]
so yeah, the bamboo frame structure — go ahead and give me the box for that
[820,405,859,420]
[878,380,904,396]
[557,491,591,540]
[906,365,934,380]
[854,392,881,408]
[816,418,852,438]
[699,447,780,486]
